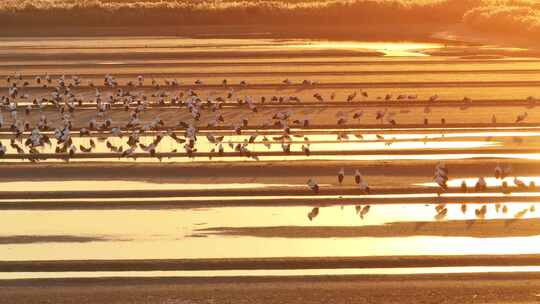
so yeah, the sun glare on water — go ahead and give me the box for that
[294,41,443,56]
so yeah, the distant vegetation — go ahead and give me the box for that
[463,2,540,36]
[1,0,538,38]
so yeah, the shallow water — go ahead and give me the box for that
[3,128,537,164]
[0,132,507,155]
[0,38,442,57]
[2,153,537,163]
[3,266,540,280]
[1,203,540,261]
[420,177,540,188]
[2,35,540,276]
[0,181,304,192]
[2,192,540,203]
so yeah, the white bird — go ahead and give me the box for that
[359,180,370,193]
[495,163,511,179]
[307,178,319,193]
[460,180,467,192]
[514,177,527,189]
[375,109,387,123]
[338,168,345,184]
[475,177,487,192]
[354,169,363,184]
[494,163,503,179]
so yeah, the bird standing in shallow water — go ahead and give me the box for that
[475,177,487,192]
[338,168,345,185]
[307,178,319,193]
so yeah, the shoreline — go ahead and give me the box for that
[4,254,540,272]
[0,25,452,42]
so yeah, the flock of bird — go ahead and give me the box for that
[430,162,538,220]
[2,72,539,228]
[2,74,539,189]
[308,168,370,194]
[306,162,536,195]
[433,162,537,194]
[0,73,535,162]
[304,161,538,222]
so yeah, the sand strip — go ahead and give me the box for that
[5,255,540,272]
[198,217,540,238]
